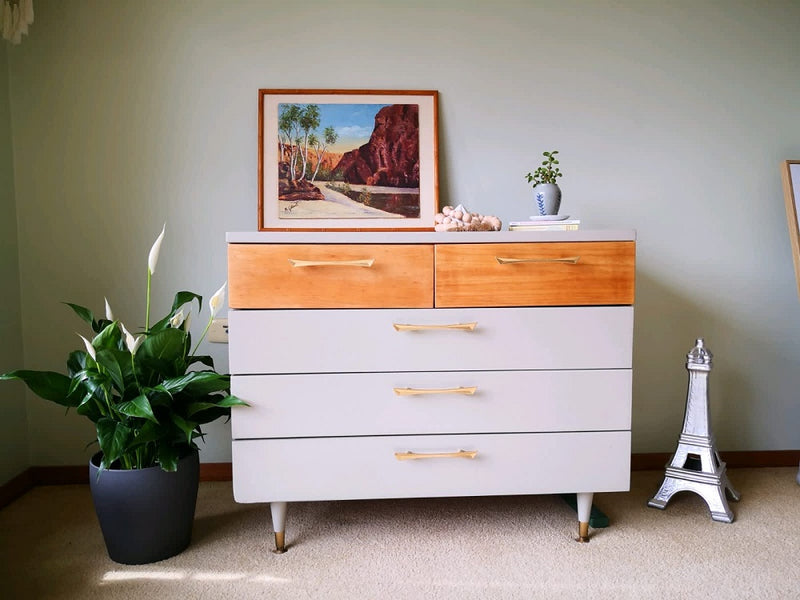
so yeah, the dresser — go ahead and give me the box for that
[227,230,635,552]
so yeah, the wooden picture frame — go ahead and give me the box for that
[782,160,800,299]
[258,89,439,231]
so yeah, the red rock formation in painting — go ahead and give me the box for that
[334,104,420,188]
[277,161,325,201]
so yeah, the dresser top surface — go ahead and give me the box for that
[227,230,636,244]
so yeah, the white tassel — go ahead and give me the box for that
[2,0,34,44]
[2,2,13,42]
[21,0,32,25]
[11,4,21,44]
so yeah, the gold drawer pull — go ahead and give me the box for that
[288,258,375,268]
[392,322,477,332]
[393,386,477,396]
[495,256,580,265]
[394,450,478,461]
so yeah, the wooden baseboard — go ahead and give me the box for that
[0,469,34,510]
[631,450,800,471]
[0,462,233,509]
[2,452,798,510]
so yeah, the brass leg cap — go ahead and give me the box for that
[272,531,286,554]
[576,521,590,543]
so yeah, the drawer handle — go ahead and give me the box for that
[288,258,375,268]
[392,322,477,332]
[495,256,581,265]
[394,450,478,461]
[393,386,477,396]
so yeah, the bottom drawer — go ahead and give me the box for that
[232,431,630,503]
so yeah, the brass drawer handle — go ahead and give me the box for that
[393,386,477,396]
[394,450,478,461]
[392,322,477,332]
[288,258,375,268]
[495,256,580,265]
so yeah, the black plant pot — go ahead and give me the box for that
[89,449,200,565]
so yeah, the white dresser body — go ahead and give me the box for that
[227,230,636,547]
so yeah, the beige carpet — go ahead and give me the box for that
[1,468,798,599]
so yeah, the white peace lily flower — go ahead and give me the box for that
[147,224,166,274]
[104,297,114,321]
[183,311,192,332]
[170,309,185,329]
[77,334,96,361]
[120,322,144,354]
[130,336,144,354]
[209,282,227,318]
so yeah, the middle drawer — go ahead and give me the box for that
[231,369,632,439]
[228,306,634,374]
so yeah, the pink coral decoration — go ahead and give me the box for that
[434,204,502,232]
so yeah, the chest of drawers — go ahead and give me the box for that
[227,230,635,551]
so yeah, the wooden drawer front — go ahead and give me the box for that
[228,243,433,308]
[231,370,631,439]
[232,431,631,503]
[228,306,633,374]
[435,241,635,307]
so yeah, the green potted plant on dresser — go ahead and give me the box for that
[525,150,563,216]
[0,226,246,565]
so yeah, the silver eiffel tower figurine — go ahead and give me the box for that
[648,339,740,522]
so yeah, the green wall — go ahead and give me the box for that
[0,42,28,485]
[2,0,799,478]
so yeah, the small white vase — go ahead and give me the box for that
[533,183,562,216]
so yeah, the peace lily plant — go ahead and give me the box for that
[1,225,246,472]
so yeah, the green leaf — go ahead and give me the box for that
[186,401,223,417]
[95,349,125,393]
[75,390,104,422]
[186,395,247,417]
[0,370,77,406]
[170,413,197,445]
[217,394,248,407]
[127,420,163,448]
[137,328,187,382]
[157,372,201,394]
[171,291,202,314]
[149,291,204,333]
[157,444,180,471]
[67,350,87,377]
[118,394,159,423]
[146,387,174,408]
[139,328,186,362]
[63,303,94,327]
[187,406,230,425]
[93,321,122,352]
[188,355,215,369]
[162,371,230,395]
[96,418,132,467]
[74,375,111,419]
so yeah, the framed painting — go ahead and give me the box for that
[782,160,800,298]
[258,89,439,231]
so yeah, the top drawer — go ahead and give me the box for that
[228,244,433,308]
[435,241,635,307]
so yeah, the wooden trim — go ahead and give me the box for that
[631,450,800,471]
[200,462,232,481]
[0,469,34,509]
[3,453,797,509]
[30,465,89,485]
[0,462,233,509]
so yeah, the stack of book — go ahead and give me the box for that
[508,217,581,231]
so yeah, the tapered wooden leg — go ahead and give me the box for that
[270,501,288,554]
[576,492,593,543]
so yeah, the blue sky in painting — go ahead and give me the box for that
[282,103,389,153]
